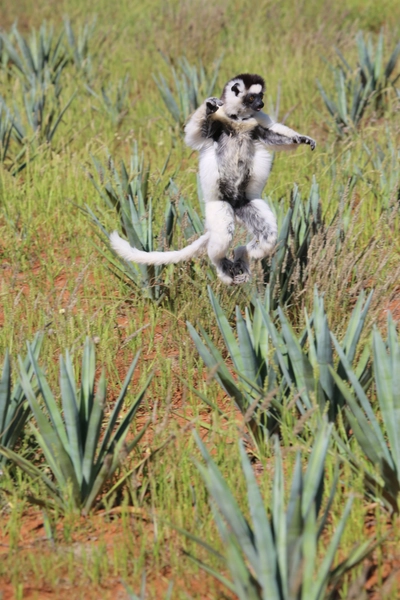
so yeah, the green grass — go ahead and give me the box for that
[0,0,400,597]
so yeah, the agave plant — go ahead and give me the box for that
[317,31,400,135]
[87,145,174,301]
[0,333,43,468]
[188,288,282,441]
[317,66,371,136]
[0,105,19,167]
[0,19,98,85]
[0,97,34,174]
[88,145,211,301]
[257,177,359,310]
[0,21,78,150]
[272,287,372,420]
[330,314,400,513]
[63,16,97,81]
[0,66,74,172]
[0,338,152,513]
[153,55,222,126]
[168,178,217,283]
[188,287,372,443]
[0,104,13,151]
[187,425,372,600]
[262,179,324,309]
[0,87,74,154]
[355,31,400,111]
[21,82,76,144]
[0,23,68,86]
[362,131,400,208]
[87,75,130,126]
[168,178,203,239]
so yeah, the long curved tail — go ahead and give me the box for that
[109,231,210,266]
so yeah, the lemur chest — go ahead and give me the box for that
[214,130,256,208]
[215,130,255,170]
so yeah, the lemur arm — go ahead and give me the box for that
[254,113,316,151]
[184,97,225,151]
[185,101,316,151]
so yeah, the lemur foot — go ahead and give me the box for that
[293,135,316,151]
[206,97,224,115]
[233,272,251,285]
[216,257,235,285]
[231,259,251,285]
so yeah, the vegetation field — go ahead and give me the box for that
[1,0,400,598]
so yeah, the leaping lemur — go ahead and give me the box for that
[110,73,316,285]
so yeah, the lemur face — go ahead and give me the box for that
[221,73,265,119]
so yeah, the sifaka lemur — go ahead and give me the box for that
[110,73,316,284]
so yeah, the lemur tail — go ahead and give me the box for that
[109,231,210,266]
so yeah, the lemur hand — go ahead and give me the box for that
[293,135,316,151]
[206,97,224,115]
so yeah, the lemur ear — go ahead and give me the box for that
[231,83,240,96]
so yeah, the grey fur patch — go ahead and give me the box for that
[255,126,296,146]
[216,129,254,209]
[231,258,250,277]
[220,257,235,276]
[227,221,235,237]
[236,204,272,241]
[255,128,316,150]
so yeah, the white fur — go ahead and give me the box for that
[109,231,209,265]
[246,141,274,200]
[205,201,236,283]
[266,122,303,150]
[254,111,274,128]
[199,145,220,201]
[184,102,212,151]
[237,199,278,259]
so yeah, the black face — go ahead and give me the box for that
[244,92,264,111]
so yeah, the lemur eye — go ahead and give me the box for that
[249,96,254,102]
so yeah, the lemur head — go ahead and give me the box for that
[221,73,265,120]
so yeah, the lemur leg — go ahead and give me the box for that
[205,201,236,284]
[233,199,278,284]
